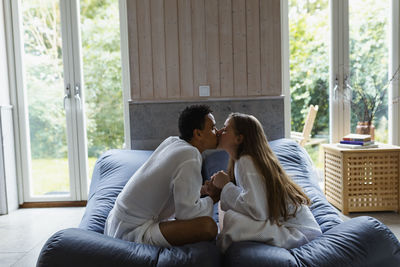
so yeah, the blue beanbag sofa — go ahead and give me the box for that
[37,139,400,267]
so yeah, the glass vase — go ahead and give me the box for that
[356,121,375,140]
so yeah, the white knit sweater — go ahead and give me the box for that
[218,155,321,252]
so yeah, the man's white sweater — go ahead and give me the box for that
[108,136,214,229]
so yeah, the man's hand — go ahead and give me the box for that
[201,180,221,204]
[211,171,230,189]
[200,181,209,196]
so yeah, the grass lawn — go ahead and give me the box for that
[30,146,324,196]
[304,144,325,170]
[31,157,97,196]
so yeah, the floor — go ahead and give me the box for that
[0,207,85,267]
[0,206,399,267]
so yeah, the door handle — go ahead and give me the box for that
[343,75,352,102]
[333,77,339,100]
[74,84,82,110]
[63,84,71,110]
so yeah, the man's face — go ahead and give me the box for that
[199,113,218,150]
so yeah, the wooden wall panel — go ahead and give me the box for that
[191,0,207,97]
[232,0,247,96]
[164,0,180,98]
[178,0,193,97]
[127,0,282,100]
[205,0,220,97]
[127,0,140,99]
[137,0,153,98]
[246,0,261,96]
[261,0,281,96]
[219,0,234,96]
[151,0,167,98]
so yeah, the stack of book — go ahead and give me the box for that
[337,134,378,149]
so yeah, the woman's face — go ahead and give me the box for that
[218,117,242,157]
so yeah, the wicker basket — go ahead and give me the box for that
[323,144,400,215]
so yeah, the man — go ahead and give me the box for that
[104,105,221,247]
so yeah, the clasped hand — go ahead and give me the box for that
[200,171,230,204]
[211,171,230,189]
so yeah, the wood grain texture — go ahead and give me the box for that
[127,0,140,99]
[232,0,247,96]
[261,0,281,96]
[151,0,167,98]
[324,144,400,214]
[246,0,261,96]
[191,0,207,97]
[219,0,234,96]
[127,0,281,100]
[178,0,193,97]
[205,0,220,96]
[137,0,153,98]
[20,201,87,208]
[165,0,180,98]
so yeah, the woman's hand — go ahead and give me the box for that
[211,171,230,189]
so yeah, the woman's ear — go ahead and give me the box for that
[236,134,244,144]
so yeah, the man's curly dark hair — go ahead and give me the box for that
[178,105,213,142]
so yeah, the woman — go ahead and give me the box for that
[211,113,321,252]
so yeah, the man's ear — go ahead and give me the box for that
[193,128,202,139]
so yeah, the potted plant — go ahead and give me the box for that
[350,66,400,140]
[351,83,385,139]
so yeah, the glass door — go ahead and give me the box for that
[329,0,390,143]
[79,0,124,186]
[289,0,330,171]
[14,0,124,202]
[348,0,389,143]
[20,0,74,200]
[289,0,391,168]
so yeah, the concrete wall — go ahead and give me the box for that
[130,97,284,149]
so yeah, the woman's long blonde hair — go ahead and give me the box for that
[227,113,310,225]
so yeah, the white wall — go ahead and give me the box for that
[0,0,10,106]
[0,0,18,214]
[0,107,18,214]
[389,0,400,145]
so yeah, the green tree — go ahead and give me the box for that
[23,0,124,159]
[23,0,66,158]
[289,0,388,143]
[289,0,329,136]
[349,0,388,140]
[80,0,124,156]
